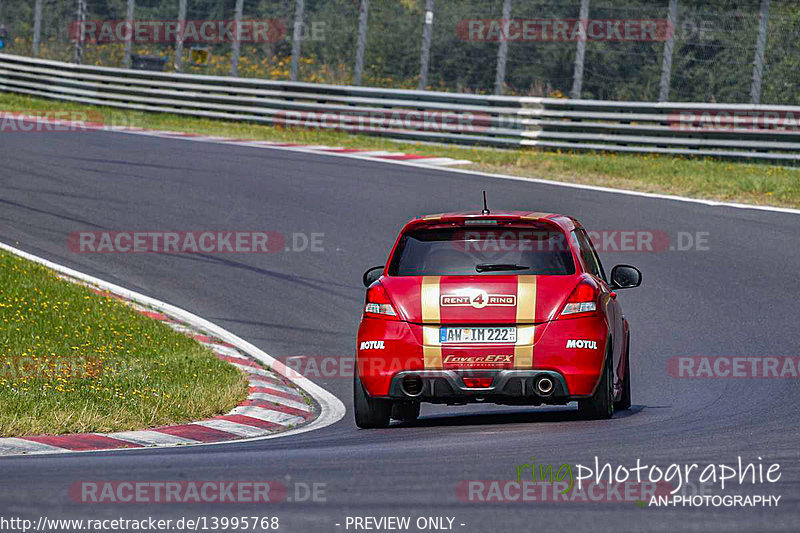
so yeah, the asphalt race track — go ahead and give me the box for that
[1,128,799,532]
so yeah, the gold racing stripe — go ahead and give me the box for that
[514,276,537,369]
[421,276,441,323]
[520,212,554,220]
[421,276,442,368]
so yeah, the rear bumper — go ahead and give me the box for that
[385,369,575,405]
[357,315,609,399]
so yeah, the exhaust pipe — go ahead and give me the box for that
[401,374,424,397]
[535,376,555,397]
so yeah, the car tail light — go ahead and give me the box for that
[463,377,493,388]
[559,280,599,318]
[364,283,399,320]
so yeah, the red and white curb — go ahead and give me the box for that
[122,129,474,166]
[0,241,346,456]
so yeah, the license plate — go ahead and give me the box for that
[439,327,516,344]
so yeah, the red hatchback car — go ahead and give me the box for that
[354,210,641,428]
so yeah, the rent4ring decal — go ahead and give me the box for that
[440,290,516,309]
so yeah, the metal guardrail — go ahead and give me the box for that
[1,53,799,162]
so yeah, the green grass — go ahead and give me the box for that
[0,249,249,437]
[1,91,799,209]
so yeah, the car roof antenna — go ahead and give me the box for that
[481,191,490,215]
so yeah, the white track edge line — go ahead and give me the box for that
[0,241,346,457]
[268,145,800,216]
[3,115,797,215]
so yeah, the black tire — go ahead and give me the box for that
[615,335,632,411]
[354,373,391,428]
[391,402,420,422]
[579,351,615,420]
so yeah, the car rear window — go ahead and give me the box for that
[389,226,575,276]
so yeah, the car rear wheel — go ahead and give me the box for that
[391,401,420,422]
[579,352,614,420]
[614,335,632,411]
[354,374,391,428]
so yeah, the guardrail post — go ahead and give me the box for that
[569,0,590,99]
[231,0,244,76]
[290,0,305,81]
[658,0,678,102]
[750,0,770,105]
[417,0,434,90]
[74,0,86,64]
[353,0,369,85]
[174,0,187,72]
[493,0,511,95]
[123,0,135,68]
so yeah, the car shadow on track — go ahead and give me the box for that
[391,404,648,428]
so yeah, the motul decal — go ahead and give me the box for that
[440,290,516,309]
[566,339,598,349]
[359,340,385,350]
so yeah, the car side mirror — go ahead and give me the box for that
[610,265,642,289]
[363,266,384,287]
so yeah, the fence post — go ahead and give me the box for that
[74,0,86,64]
[231,0,244,76]
[570,0,589,99]
[750,0,770,105]
[290,0,305,81]
[174,0,186,72]
[353,0,368,85]
[417,0,434,90]
[493,0,511,95]
[658,0,678,102]
[123,0,135,68]
[32,0,43,57]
